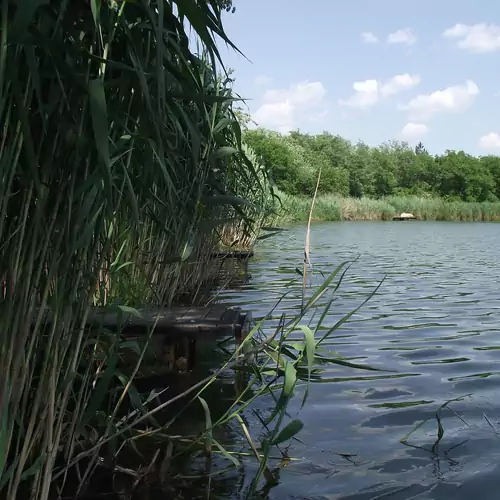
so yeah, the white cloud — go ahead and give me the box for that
[340,74,420,109]
[387,28,417,45]
[479,132,500,151]
[400,80,479,120]
[400,123,428,141]
[380,74,421,97]
[254,75,274,86]
[253,102,294,133]
[443,23,500,53]
[263,81,326,107]
[339,79,379,109]
[361,32,379,44]
[306,109,329,122]
[253,81,327,133]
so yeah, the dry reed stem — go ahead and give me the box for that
[302,169,322,308]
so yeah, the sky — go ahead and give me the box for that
[216,0,500,155]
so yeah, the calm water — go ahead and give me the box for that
[216,221,500,499]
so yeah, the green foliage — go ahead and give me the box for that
[415,141,427,155]
[244,129,313,195]
[210,257,384,497]
[0,0,270,498]
[244,130,500,203]
[217,141,277,250]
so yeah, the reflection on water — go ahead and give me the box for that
[215,221,500,499]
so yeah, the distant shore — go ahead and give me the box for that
[274,193,500,223]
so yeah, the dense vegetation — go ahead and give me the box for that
[2,2,358,499]
[245,129,500,203]
[0,1,273,498]
[276,192,500,222]
[0,2,413,499]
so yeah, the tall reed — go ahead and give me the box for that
[0,1,267,498]
[218,142,278,250]
[276,193,500,222]
[0,2,379,498]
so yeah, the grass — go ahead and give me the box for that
[275,192,500,223]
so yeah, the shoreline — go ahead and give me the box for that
[274,193,500,223]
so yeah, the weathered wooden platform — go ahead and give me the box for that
[93,305,251,339]
[210,250,254,260]
[38,305,252,340]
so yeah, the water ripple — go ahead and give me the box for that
[216,221,500,499]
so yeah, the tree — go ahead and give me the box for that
[415,141,427,155]
[480,156,500,200]
[244,129,311,195]
[242,128,500,202]
[371,146,397,197]
[289,132,350,195]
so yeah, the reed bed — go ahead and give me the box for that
[0,2,380,499]
[0,1,269,498]
[276,193,500,222]
[217,143,278,250]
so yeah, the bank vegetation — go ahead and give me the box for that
[244,128,500,222]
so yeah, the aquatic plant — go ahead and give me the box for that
[218,142,279,251]
[274,193,500,222]
[97,176,386,498]
[0,0,269,498]
[0,1,380,498]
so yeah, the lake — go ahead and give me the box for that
[215,221,500,499]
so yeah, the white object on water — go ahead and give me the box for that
[399,212,415,218]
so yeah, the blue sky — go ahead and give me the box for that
[217,0,500,155]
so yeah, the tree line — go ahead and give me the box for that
[244,129,500,202]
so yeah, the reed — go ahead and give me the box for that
[276,193,500,222]
[0,2,379,498]
[0,1,267,497]
[217,143,278,251]
[133,172,386,497]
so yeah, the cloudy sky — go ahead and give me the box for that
[218,0,500,155]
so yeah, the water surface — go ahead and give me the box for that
[218,221,500,499]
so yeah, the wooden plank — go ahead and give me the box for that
[181,307,211,321]
[204,307,228,322]
[35,305,248,339]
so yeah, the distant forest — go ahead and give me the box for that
[244,129,500,202]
